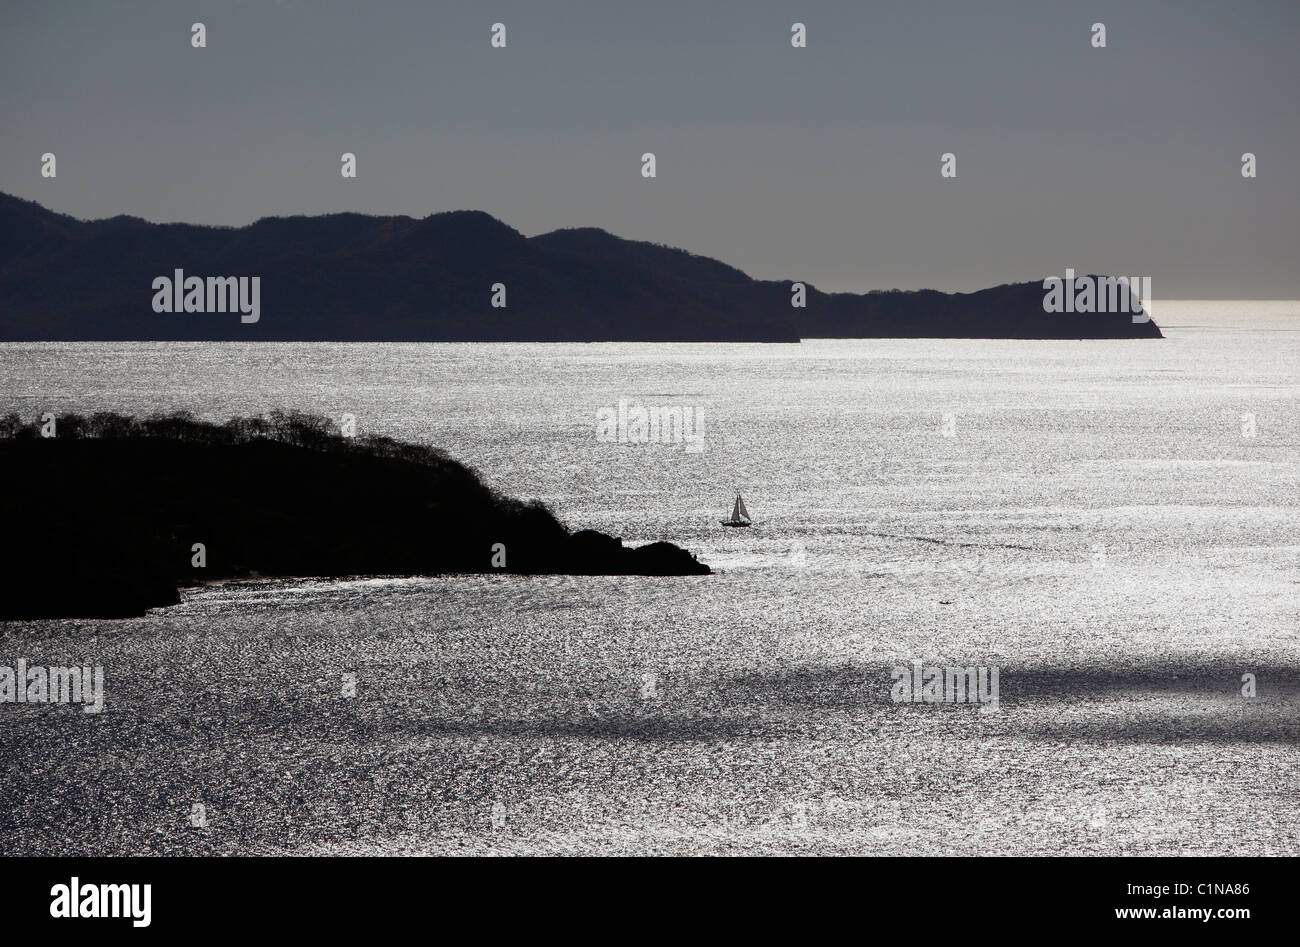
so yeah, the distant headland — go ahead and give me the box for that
[0,411,711,620]
[0,193,1161,341]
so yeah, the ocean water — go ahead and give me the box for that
[2,300,1298,855]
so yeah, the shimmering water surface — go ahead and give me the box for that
[2,301,1298,854]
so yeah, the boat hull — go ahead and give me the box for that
[720,521,751,527]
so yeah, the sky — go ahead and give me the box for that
[1,0,1296,296]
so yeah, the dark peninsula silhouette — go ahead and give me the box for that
[0,192,1161,341]
[0,411,710,620]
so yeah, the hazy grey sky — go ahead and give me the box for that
[2,0,1296,296]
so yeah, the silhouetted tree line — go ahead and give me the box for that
[4,408,427,459]
[0,409,547,517]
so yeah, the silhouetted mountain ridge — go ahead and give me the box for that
[0,193,1161,340]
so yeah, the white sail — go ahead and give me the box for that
[722,493,751,526]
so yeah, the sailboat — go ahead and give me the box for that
[721,493,752,527]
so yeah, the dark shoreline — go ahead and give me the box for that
[0,411,711,621]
